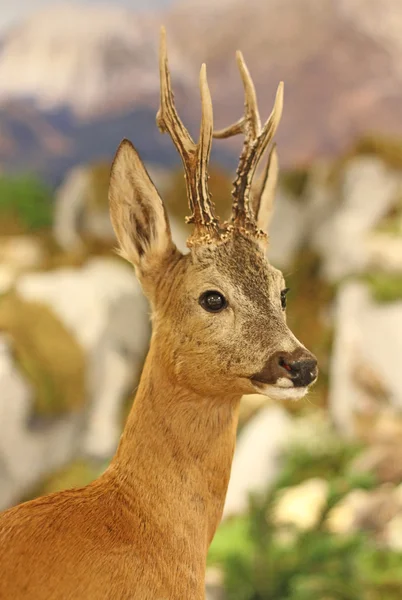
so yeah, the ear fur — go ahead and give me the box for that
[252,145,279,233]
[109,139,177,273]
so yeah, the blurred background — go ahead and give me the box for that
[1,0,402,598]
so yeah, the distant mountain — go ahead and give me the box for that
[167,0,402,164]
[0,102,235,187]
[0,0,402,184]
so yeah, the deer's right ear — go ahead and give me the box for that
[109,139,177,272]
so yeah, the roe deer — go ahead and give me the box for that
[0,27,318,600]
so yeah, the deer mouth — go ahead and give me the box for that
[251,377,310,401]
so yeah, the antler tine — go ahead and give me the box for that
[212,52,261,140]
[156,26,219,240]
[255,82,283,164]
[212,47,284,232]
[195,63,217,226]
[156,26,195,163]
[236,51,261,139]
[213,118,245,139]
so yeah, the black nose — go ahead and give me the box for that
[279,356,318,387]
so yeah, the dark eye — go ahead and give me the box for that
[199,290,227,313]
[281,287,290,309]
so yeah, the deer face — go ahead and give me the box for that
[151,234,317,399]
[108,28,317,401]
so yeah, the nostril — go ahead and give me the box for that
[278,355,318,386]
[278,356,293,372]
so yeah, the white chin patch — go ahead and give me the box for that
[253,380,308,401]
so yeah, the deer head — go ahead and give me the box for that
[109,27,318,401]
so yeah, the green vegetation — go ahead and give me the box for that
[363,272,402,304]
[0,292,86,416]
[208,431,401,600]
[0,174,53,233]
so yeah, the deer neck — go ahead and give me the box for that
[109,340,241,555]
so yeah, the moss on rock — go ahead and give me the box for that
[363,272,402,304]
[0,292,86,416]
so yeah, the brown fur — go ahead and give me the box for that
[0,75,317,600]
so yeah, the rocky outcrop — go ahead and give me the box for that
[53,161,187,253]
[0,335,79,509]
[16,257,151,457]
[223,405,292,519]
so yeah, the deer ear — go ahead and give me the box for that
[109,139,177,272]
[253,145,279,233]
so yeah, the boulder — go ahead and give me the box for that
[267,189,310,270]
[205,567,225,600]
[329,281,402,437]
[313,157,402,281]
[16,257,151,458]
[349,442,402,484]
[53,161,182,252]
[0,236,45,294]
[384,513,402,551]
[223,405,292,519]
[327,485,402,541]
[326,489,371,534]
[272,478,329,531]
[0,335,78,510]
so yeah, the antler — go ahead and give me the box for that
[214,51,284,233]
[156,26,220,244]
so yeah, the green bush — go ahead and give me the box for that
[208,432,402,600]
[0,174,53,232]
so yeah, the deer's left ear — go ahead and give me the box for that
[252,145,279,233]
[109,139,178,273]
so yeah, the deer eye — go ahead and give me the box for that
[199,290,227,313]
[281,288,290,309]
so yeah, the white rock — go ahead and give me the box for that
[223,405,292,519]
[313,157,402,281]
[384,513,402,551]
[53,162,186,254]
[0,335,78,510]
[273,478,329,531]
[267,190,310,270]
[16,257,150,458]
[366,234,402,273]
[205,567,225,600]
[0,265,16,295]
[329,281,402,436]
[0,235,45,270]
[326,489,371,534]
[53,165,90,252]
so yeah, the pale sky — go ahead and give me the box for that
[0,0,174,33]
